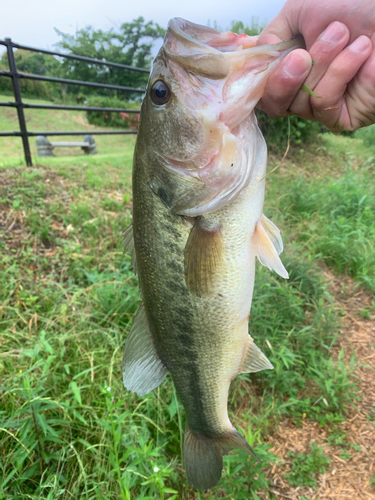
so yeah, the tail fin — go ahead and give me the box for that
[184,423,258,490]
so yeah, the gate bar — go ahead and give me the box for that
[4,38,32,166]
[0,130,137,136]
[0,40,150,73]
[0,101,140,113]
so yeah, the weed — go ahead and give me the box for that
[367,407,375,422]
[285,442,330,488]
[326,427,347,447]
[338,450,351,461]
[360,307,373,319]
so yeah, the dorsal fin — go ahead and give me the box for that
[122,305,168,396]
[253,215,288,279]
[123,224,137,273]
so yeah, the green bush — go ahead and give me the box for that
[257,110,321,152]
[85,95,140,129]
[0,49,58,100]
[355,123,375,149]
[0,67,54,100]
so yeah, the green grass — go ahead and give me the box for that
[1,104,374,498]
[246,258,357,428]
[277,150,375,292]
[321,130,375,163]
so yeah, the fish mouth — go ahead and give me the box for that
[151,19,303,215]
[163,18,303,132]
[165,18,303,80]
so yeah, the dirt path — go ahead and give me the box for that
[263,272,375,500]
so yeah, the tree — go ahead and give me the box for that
[54,17,165,100]
[0,49,60,99]
[229,19,264,36]
[6,49,60,76]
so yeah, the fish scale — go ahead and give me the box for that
[122,17,302,490]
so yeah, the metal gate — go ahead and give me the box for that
[0,38,148,166]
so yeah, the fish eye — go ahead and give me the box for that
[151,80,170,105]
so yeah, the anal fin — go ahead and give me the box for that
[253,214,288,279]
[240,337,274,373]
[184,216,223,297]
[122,304,167,396]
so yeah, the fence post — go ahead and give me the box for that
[5,38,32,166]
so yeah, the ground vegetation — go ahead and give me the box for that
[0,97,374,499]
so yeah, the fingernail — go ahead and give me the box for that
[283,53,310,78]
[349,35,371,53]
[320,21,347,44]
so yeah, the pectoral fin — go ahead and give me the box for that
[261,214,284,254]
[253,215,288,279]
[184,217,223,296]
[122,305,168,396]
[123,224,137,273]
[240,337,273,373]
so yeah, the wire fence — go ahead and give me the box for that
[0,38,148,166]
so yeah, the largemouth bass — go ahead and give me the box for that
[123,18,302,490]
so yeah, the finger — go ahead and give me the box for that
[345,43,375,129]
[257,11,294,45]
[257,33,284,45]
[310,35,373,131]
[258,50,311,118]
[289,22,350,120]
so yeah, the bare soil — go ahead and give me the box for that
[262,271,375,500]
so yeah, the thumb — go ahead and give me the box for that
[257,12,295,45]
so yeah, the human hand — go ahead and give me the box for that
[257,0,375,131]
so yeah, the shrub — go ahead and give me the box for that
[0,65,54,100]
[257,110,321,152]
[86,95,140,129]
[355,123,375,150]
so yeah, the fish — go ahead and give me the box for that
[122,18,302,490]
